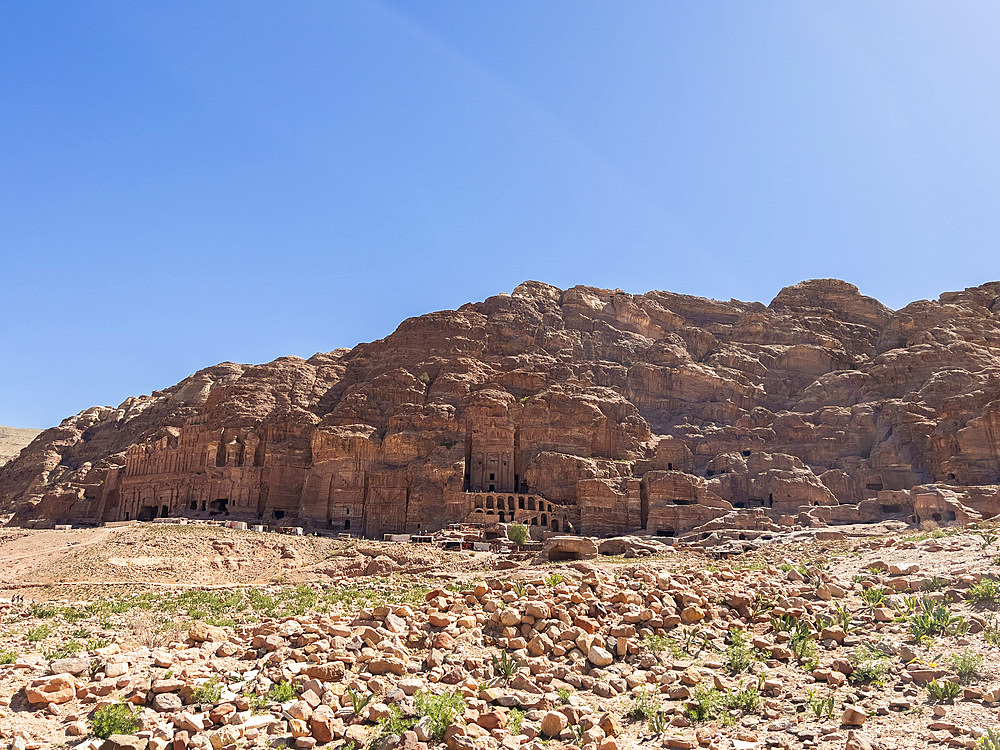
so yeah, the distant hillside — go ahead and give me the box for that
[0,426,42,466]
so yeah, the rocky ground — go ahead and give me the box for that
[2,523,1000,750]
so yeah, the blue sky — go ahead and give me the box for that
[2,2,999,428]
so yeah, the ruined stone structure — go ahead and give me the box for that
[4,278,1000,538]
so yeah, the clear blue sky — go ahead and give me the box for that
[2,2,999,428]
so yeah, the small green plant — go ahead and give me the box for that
[90,701,140,739]
[685,685,723,723]
[191,676,222,705]
[984,615,1000,646]
[26,624,52,642]
[44,640,82,660]
[948,649,984,683]
[807,688,835,719]
[626,689,658,722]
[677,626,714,657]
[770,614,799,634]
[372,704,414,746]
[28,603,57,619]
[908,598,968,642]
[87,637,110,651]
[491,650,524,683]
[544,572,564,586]
[968,578,1000,606]
[507,524,528,548]
[0,650,16,665]
[641,633,669,654]
[557,686,571,705]
[849,643,890,685]
[647,709,669,735]
[724,681,761,713]
[751,592,775,618]
[979,531,998,550]
[922,576,949,592]
[789,622,817,668]
[414,691,465,743]
[979,728,1000,750]
[725,628,755,675]
[508,707,524,734]
[832,602,854,632]
[860,586,888,609]
[346,687,373,716]
[510,581,527,598]
[268,680,296,703]
[926,678,962,704]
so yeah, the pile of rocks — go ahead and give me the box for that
[7,531,1000,750]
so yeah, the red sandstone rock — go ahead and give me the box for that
[4,278,1000,538]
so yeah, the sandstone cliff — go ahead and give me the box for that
[3,279,1000,537]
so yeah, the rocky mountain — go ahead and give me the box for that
[0,425,42,466]
[3,279,1000,539]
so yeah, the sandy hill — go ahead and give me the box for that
[0,425,41,466]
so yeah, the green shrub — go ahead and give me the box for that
[724,682,760,713]
[544,572,564,586]
[415,691,465,743]
[789,622,817,667]
[685,685,723,723]
[968,578,1000,606]
[28,604,57,619]
[372,704,414,746]
[508,708,524,734]
[90,701,140,739]
[926,678,962,704]
[725,628,755,675]
[191,676,222,705]
[507,524,528,548]
[26,624,52,642]
[556,686,571,704]
[985,615,1000,646]
[0,650,16,665]
[922,576,949,592]
[626,689,658,722]
[268,680,296,703]
[908,599,968,642]
[948,650,984,683]
[648,709,669,735]
[44,640,82,660]
[860,586,888,609]
[641,634,670,654]
[849,644,890,685]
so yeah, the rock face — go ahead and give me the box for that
[3,278,1000,538]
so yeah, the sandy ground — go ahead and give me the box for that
[0,425,41,465]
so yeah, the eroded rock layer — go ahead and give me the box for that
[3,279,1000,536]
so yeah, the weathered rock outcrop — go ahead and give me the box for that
[3,278,1000,537]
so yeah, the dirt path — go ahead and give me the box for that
[0,526,122,586]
